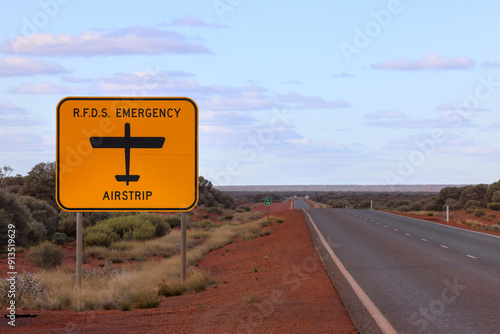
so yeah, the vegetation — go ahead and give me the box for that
[26,241,65,269]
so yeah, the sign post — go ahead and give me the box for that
[56,97,198,286]
[76,212,82,288]
[265,197,272,225]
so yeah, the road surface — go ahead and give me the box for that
[301,205,500,334]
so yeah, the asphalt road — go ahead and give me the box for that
[302,207,500,334]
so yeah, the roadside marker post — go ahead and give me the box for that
[265,197,272,225]
[56,97,198,286]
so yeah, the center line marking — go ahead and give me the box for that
[466,255,477,259]
[421,238,428,241]
[440,245,449,249]
[405,233,411,236]
[393,229,398,231]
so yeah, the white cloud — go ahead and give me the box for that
[366,111,474,129]
[0,101,26,115]
[365,110,406,120]
[9,82,80,94]
[0,57,68,76]
[371,54,475,71]
[170,15,227,28]
[0,129,50,151]
[1,27,212,57]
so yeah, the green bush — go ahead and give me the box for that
[464,200,481,209]
[474,210,486,217]
[165,214,181,228]
[136,213,171,237]
[25,219,47,246]
[83,225,119,247]
[26,241,64,269]
[0,190,30,247]
[52,232,73,245]
[19,195,58,238]
[487,202,500,211]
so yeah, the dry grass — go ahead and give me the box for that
[245,292,262,304]
[27,212,266,311]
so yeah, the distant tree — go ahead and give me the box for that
[0,190,30,247]
[19,162,56,209]
[18,195,59,238]
[458,185,486,207]
[198,176,234,209]
[485,180,500,204]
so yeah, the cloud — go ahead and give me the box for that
[366,112,474,128]
[371,54,475,71]
[0,57,68,76]
[482,61,500,68]
[1,27,212,57]
[282,80,303,85]
[332,73,354,78]
[0,129,49,151]
[170,15,227,28]
[434,102,489,112]
[0,101,26,115]
[9,82,80,94]
[365,110,406,120]
[89,71,350,111]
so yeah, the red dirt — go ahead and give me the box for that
[390,209,500,237]
[1,209,358,333]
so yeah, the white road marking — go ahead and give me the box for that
[421,238,428,242]
[466,255,477,259]
[303,210,397,334]
[440,245,449,249]
[393,229,398,231]
[405,233,411,236]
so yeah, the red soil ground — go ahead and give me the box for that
[1,206,357,333]
[391,208,500,237]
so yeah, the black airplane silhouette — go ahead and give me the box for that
[89,123,165,185]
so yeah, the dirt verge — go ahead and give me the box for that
[1,209,358,333]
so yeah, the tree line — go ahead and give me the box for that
[0,162,234,250]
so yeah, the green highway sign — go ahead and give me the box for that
[265,197,272,206]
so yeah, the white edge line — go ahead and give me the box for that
[377,211,500,240]
[303,210,397,334]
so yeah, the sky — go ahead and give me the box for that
[1,0,500,186]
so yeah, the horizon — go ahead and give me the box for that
[1,1,500,186]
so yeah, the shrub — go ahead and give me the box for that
[491,224,500,232]
[487,202,500,211]
[464,200,481,209]
[52,232,72,245]
[83,225,119,248]
[19,195,58,238]
[0,190,30,247]
[0,271,46,307]
[101,216,153,240]
[26,241,64,269]
[137,213,171,237]
[474,210,486,217]
[26,219,47,246]
[84,261,120,280]
[165,214,181,228]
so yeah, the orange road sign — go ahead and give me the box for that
[56,97,198,212]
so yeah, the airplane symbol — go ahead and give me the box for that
[89,123,165,185]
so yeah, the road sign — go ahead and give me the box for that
[265,197,272,206]
[56,97,198,212]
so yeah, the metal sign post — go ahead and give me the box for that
[181,212,187,282]
[76,212,82,288]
